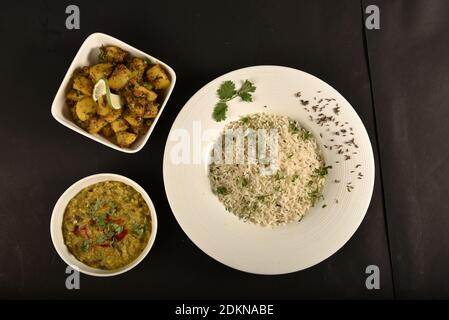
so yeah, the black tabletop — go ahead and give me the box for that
[0,0,446,299]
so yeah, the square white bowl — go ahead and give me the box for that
[51,32,176,153]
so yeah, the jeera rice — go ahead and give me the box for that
[208,113,328,226]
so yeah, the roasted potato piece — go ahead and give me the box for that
[122,90,145,116]
[128,101,145,116]
[96,95,111,116]
[89,63,113,83]
[101,124,114,138]
[111,119,129,132]
[116,132,137,147]
[101,46,128,63]
[143,103,159,118]
[73,76,93,96]
[108,65,132,91]
[88,117,108,134]
[66,90,85,102]
[70,106,89,129]
[122,88,136,104]
[75,97,96,121]
[146,64,171,90]
[103,108,122,123]
[124,111,143,127]
[129,57,147,81]
[131,122,150,135]
[133,85,157,101]
[75,66,89,77]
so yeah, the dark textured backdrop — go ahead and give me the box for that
[0,0,446,299]
[364,0,449,299]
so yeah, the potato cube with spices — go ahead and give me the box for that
[111,119,129,133]
[96,95,111,116]
[133,85,158,101]
[143,103,159,119]
[124,111,143,127]
[100,46,128,63]
[88,117,108,134]
[108,65,132,91]
[131,123,150,136]
[116,132,137,147]
[89,63,114,83]
[66,90,85,102]
[73,76,93,96]
[146,64,171,90]
[75,97,96,121]
[129,57,148,81]
[103,108,122,123]
[101,124,114,138]
[128,101,146,117]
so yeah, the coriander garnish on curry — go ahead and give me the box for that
[62,181,152,270]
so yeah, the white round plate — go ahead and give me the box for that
[163,66,374,274]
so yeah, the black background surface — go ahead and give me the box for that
[365,0,449,298]
[0,0,445,299]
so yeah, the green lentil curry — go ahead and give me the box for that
[62,181,151,270]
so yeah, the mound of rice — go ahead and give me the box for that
[208,113,327,226]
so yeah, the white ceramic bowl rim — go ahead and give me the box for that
[50,173,158,277]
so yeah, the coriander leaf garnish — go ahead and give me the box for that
[132,224,145,238]
[89,199,102,216]
[114,225,124,234]
[308,187,324,207]
[239,92,252,102]
[213,102,228,122]
[216,186,228,195]
[256,194,272,202]
[95,213,107,227]
[238,80,256,96]
[237,177,249,187]
[217,81,236,100]
[105,230,115,239]
[108,201,117,209]
[288,121,300,134]
[240,116,249,124]
[107,222,124,236]
[96,234,108,244]
[98,46,106,63]
[81,239,91,252]
[212,80,256,121]
[314,165,332,177]
[301,130,313,140]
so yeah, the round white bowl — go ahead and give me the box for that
[50,173,158,277]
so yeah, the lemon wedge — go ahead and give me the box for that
[93,79,123,110]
